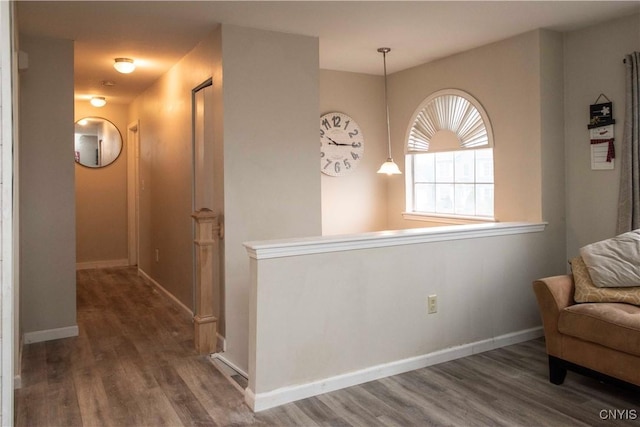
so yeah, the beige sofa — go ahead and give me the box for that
[533,275,640,388]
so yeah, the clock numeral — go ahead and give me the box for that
[323,159,332,170]
[321,118,331,130]
[320,129,325,137]
[320,151,325,158]
[332,115,341,128]
[351,142,361,148]
[343,159,351,169]
[351,151,360,160]
[334,162,341,174]
[348,129,359,138]
[344,120,350,131]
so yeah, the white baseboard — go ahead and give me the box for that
[23,325,79,344]
[137,268,193,317]
[246,326,543,412]
[76,259,130,270]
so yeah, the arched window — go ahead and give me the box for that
[405,89,495,221]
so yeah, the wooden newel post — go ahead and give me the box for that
[192,209,219,354]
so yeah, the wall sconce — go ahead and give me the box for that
[114,58,136,74]
[90,96,106,107]
[376,47,402,175]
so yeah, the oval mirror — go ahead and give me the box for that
[74,117,123,168]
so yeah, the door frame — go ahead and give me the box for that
[127,120,140,266]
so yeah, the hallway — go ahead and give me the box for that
[15,267,257,426]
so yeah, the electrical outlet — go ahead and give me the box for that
[427,295,437,314]
[155,248,160,262]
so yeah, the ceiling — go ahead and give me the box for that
[17,1,640,105]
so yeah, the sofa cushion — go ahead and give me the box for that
[579,229,640,288]
[570,256,640,305]
[559,303,640,357]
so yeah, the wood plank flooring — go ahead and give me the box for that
[15,267,640,426]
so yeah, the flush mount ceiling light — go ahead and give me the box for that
[113,57,136,74]
[90,96,106,107]
[376,47,402,176]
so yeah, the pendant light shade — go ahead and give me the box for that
[376,47,401,175]
[114,57,136,74]
[377,158,402,175]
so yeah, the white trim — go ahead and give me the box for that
[13,375,20,390]
[127,120,139,267]
[216,333,226,352]
[211,353,248,379]
[247,326,543,412]
[23,325,79,344]
[402,212,496,225]
[76,258,130,270]
[138,268,193,317]
[245,222,546,260]
[0,1,15,421]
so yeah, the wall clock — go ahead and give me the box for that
[320,112,364,176]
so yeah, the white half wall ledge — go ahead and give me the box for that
[244,222,547,259]
[246,326,543,412]
[23,325,79,344]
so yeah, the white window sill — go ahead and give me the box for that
[402,212,496,225]
[245,221,547,260]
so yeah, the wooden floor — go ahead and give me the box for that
[15,267,639,426]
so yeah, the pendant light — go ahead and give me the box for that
[376,47,402,175]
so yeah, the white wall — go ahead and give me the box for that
[246,223,562,410]
[319,70,388,235]
[19,35,76,338]
[219,25,321,372]
[0,1,16,421]
[75,102,129,267]
[564,13,640,258]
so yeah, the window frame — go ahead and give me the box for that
[404,89,495,223]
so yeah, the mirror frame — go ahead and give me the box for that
[74,116,123,168]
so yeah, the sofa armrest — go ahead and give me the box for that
[532,275,575,356]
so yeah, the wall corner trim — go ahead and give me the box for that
[247,326,543,412]
[23,325,79,344]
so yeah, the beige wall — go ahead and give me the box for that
[129,25,321,372]
[129,31,217,310]
[319,70,389,235]
[19,35,76,335]
[386,30,546,229]
[539,30,567,267]
[220,25,321,371]
[564,13,640,258]
[75,102,129,265]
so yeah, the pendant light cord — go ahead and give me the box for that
[381,49,392,159]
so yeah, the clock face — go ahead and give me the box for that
[320,112,364,176]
